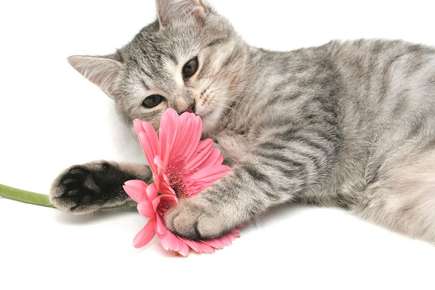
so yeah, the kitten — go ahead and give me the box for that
[51,0,435,243]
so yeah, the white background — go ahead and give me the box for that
[1,0,435,289]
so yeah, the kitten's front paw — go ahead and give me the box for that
[165,198,229,241]
[50,162,132,214]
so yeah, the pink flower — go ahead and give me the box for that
[123,109,240,256]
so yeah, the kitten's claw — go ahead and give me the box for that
[165,198,229,240]
[50,162,133,214]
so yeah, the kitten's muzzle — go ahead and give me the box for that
[176,98,196,114]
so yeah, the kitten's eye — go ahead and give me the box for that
[142,95,165,109]
[182,57,199,80]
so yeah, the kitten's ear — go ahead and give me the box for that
[156,0,209,28]
[68,53,124,99]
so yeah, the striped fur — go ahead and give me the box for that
[53,0,435,243]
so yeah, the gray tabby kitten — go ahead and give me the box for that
[51,0,435,243]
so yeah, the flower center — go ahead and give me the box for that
[157,200,173,216]
[168,169,187,198]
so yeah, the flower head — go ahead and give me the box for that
[124,109,239,256]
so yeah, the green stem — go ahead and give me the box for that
[0,184,54,208]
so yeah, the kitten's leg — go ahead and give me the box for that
[50,161,151,215]
[165,149,321,240]
[166,113,337,239]
[354,152,435,243]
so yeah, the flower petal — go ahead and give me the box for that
[137,202,154,218]
[194,140,224,169]
[133,219,156,248]
[178,114,203,161]
[159,109,179,169]
[190,165,231,184]
[204,230,240,249]
[183,240,215,254]
[159,230,179,250]
[155,215,168,236]
[183,165,231,196]
[123,180,148,203]
[146,183,158,201]
[171,113,192,161]
[134,119,160,173]
[134,120,159,161]
[137,132,158,173]
[158,176,177,196]
[177,240,190,257]
[171,113,202,163]
[158,230,190,257]
[184,139,215,172]
[152,194,178,212]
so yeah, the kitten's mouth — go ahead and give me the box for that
[180,102,196,115]
[186,103,196,114]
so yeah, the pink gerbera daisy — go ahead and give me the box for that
[123,109,240,256]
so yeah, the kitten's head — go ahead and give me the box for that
[69,0,247,133]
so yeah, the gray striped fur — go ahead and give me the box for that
[53,0,435,243]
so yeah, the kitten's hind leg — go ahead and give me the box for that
[50,161,151,215]
[354,152,435,243]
